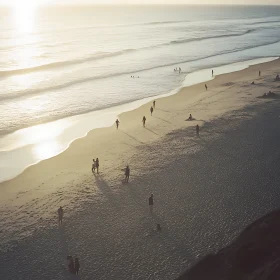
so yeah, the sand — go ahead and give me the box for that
[1,58,280,279]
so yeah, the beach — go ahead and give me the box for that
[1,58,280,279]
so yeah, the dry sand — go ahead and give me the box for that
[1,58,280,279]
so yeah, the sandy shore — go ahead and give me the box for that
[1,58,280,279]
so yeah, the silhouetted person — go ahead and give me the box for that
[149,194,154,214]
[196,124,200,136]
[142,116,146,127]
[205,84,208,91]
[125,165,130,183]
[67,256,75,274]
[92,159,96,173]
[58,206,63,225]
[276,74,279,81]
[150,106,154,116]
[96,158,99,174]
[259,70,261,77]
[75,258,80,275]
[188,114,193,121]
[179,67,181,74]
[115,119,120,129]
[153,100,156,109]
[212,69,214,76]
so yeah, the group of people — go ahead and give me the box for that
[91,158,100,174]
[67,256,80,275]
[174,67,181,74]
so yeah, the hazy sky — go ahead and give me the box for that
[3,0,280,5]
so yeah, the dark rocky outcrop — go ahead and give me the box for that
[177,209,280,280]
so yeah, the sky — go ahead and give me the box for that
[3,0,280,6]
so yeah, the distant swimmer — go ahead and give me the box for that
[116,119,120,129]
[150,106,154,116]
[153,100,156,109]
[205,84,208,91]
[142,116,146,127]
[196,124,200,136]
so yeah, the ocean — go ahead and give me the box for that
[0,5,280,182]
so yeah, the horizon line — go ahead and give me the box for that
[1,3,280,7]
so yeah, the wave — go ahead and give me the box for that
[169,29,255,45]
[0,49,135,77]
[0,28,259,78]
[1,38,280,103]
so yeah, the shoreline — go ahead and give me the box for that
[0,56,278,183]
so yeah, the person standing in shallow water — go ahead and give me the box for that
[196,124,200,136]
[212,69,214,76]
[96,158,99,174]
[150,106,154,116]
[58,206,63,225]
[142,116,146,127]
[259,70,261,77]
[153,100,156,109]
[115,119,120,129]
[149,194,154,214]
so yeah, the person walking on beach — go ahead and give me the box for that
[142,116,146,127]
[96,158,99,174]
[196,124,200,136]
[74,258,80,275]
[179,67,181,74]
[115,119,120,129]
[150,106,154,116]
[153,100,156,109]
[58,206,63,225]
[124,165,130,183]
[259,70,261,77]
[92,159,96,173]
[212,69,214,76]
[149,194,154,215]
[205,84,208,91]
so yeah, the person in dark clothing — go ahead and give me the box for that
[142,116,146,127]
[74,258,80,275]
[67,256,75,274]
[96,158,99,174]
[149,194,154,214]
[115,119,120,129]
[153,100,156,109]
[259,70,261,77]
[196,124,200,136]
[58,206,63,225]
[92,159,96,173]
[124,165,130,183]
[150,106,154,116]
[205,84,208,91]
[212,69,214,76]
